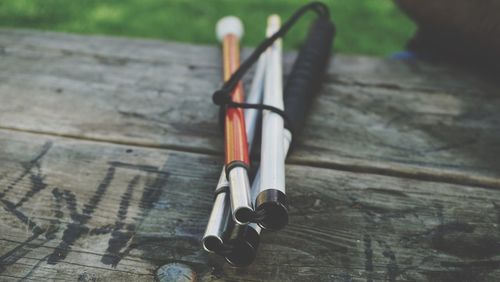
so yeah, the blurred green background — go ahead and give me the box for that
[0,0,415,56]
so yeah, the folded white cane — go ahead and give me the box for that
[202,16,267,252]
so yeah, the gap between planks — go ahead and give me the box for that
[1,126,499,191]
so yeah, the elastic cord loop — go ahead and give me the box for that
[212,1,329,133]
[213,185,229,200]
[228,101,293,134]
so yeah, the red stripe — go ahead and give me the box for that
[222,35,250,166]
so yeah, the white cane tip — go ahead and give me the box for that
[267,14,281,27]
[216,16,244,41]
[266,14,281,36]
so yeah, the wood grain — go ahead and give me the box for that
[1,29,500,281]
[1,29,500,189]
[0,130,499,281]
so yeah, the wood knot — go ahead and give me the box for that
[156,263,197,282]
[78,271,97,282]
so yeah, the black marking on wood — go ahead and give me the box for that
[98,157,183,267]
[101,229,135,266]
[14,167,48,208]
[0,140,52,269]
[363,234,374,282]
[117,176,138,222]
[0,195,56,276]
[45,188,64,240]
[89,225,114,235]
[0,199,44,235]
[108,160,172,263]
[0,232,43,272]
[0,170,51,272]
[47,223,90,264]
[101,175,140,266]
[47,167,116,264]
[82,167,116,216]
[0,143,54,272]
[0,141,52,199]
[62,190,80,222]
[425,222,500,259]
[6,157,173,268]
[379,241,400,282]
[139,166,169,212]
[21,253,53,281]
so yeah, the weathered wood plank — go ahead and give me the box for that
[1,129,499,281]
[1,29,499,189]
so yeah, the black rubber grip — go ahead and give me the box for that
[284,17,335,137]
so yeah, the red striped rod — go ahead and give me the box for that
[216,17,253,225]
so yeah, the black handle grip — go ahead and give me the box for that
[253,17,335,232]
[284,17,335,137]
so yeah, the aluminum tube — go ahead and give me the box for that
[244,55,266,152]
[260,15,285,195]
[228,166,253,224]
[252,129,291,206]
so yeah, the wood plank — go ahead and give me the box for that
[1,129,499,281]
[1,29,499,189]
[1,28,500,189]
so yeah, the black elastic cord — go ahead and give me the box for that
[212,2,329,131]
[226,101,291,130]
[213,185,229,200]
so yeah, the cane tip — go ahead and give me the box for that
[267,14,281,27]
[216,16,244,41]
[266,14,281,37]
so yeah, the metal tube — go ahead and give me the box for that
[260,15,285,196]
[226,41,267,225]
[224,129,292,265]
[201,170,230,253]
[227,166,252,224]
[245,55,267,152]
[203,16,266,248]
[223,15,286,266]
[216,16,253,224]
[252,130,292,203]
[216,1,335,262]
[255,15,288,231]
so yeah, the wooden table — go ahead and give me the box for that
[1,29,499,281]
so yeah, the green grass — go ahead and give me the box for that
[0,0,415,56]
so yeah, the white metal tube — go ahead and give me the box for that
[228,167,252,224]
[245,55,267,152]
[202,171,230,252]
[250,129,292,235]
[252,130,291,207]
[260,15,285,195]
